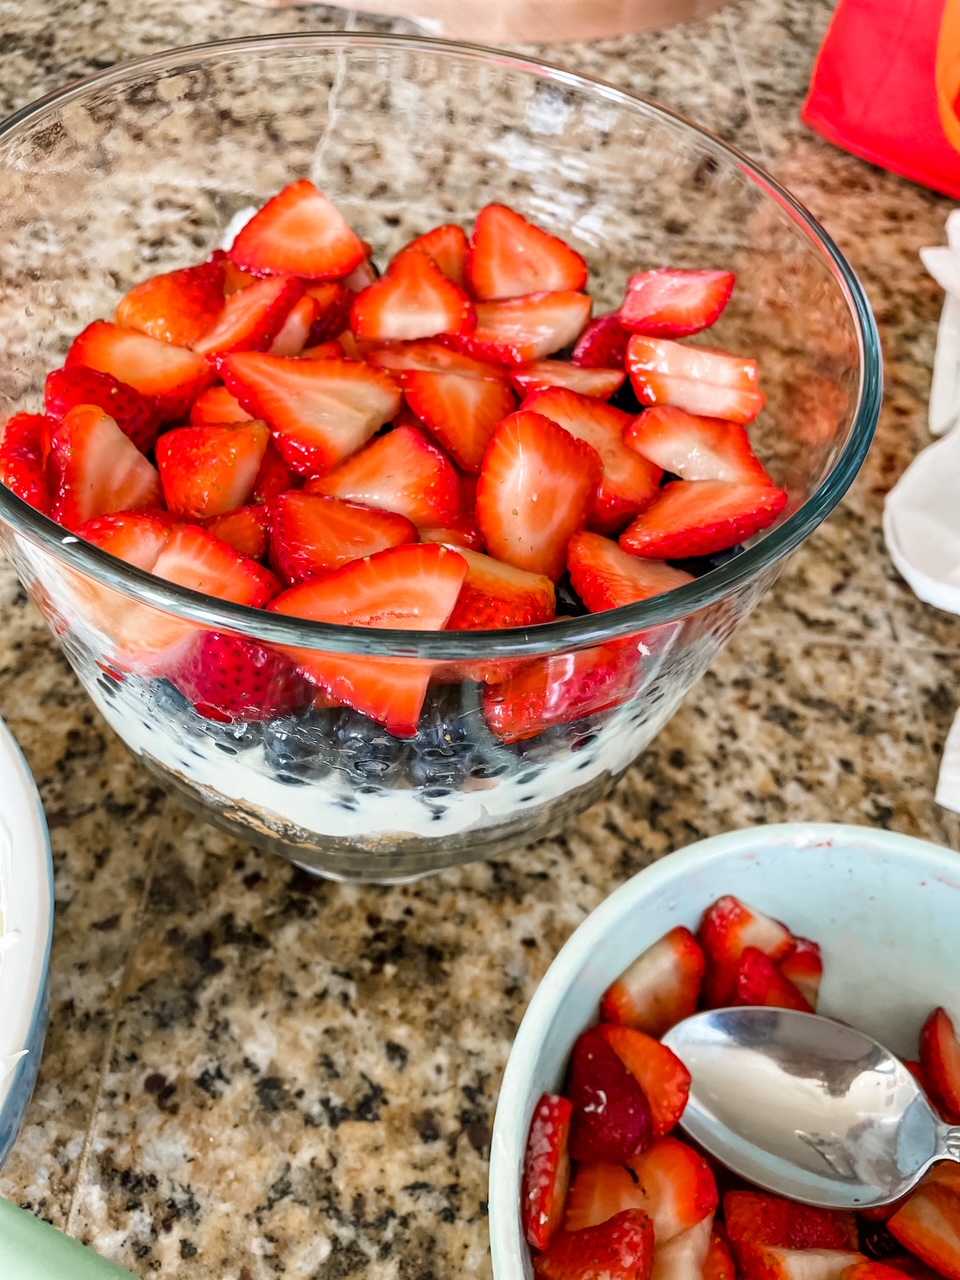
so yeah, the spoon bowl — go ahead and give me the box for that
[662,1006,960,1209]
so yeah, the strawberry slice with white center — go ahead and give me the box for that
[467,203,588,301]
[189,385,253,425]
[449,291,592,366]
[268,543,468,734]
[626,335,766,424]
[889,1168,960,1280]
[418,516,484,552]
[522,1093,574,1252]
[47,405,162,532]
[366,339,507,382]
[203,504,271,561]
[620,267,736,338]
[152,524,280,606]
[509,358,625,400]
[45,366,163,454]
[594,1023,692,1139]
[567,531,693,612]
[776,937,823,1010]
[269,491,417,583]
[652,1216,715,1280]
[698,895,797,1007]
[919,1007,960,1119]
[306,423,462,526]
[445,547,555,630]
[0,412,55,513]
[156,421,270,519]
[624,405,772,483]
[66,321,215,422]
[476,410,601,581]
[269,294,320,357]
[228,179,366,281]
[601,925,706,1038]
[192,275,305,358]
[303,281,353,344]
[619,478,788,560]
[115,259,226,348]
[535,1209,655,1280]
[393,223,469,287]
[220,352,401,476]
[350,249,476,342]
[623,1138,719,1244]
[403,368,516,473]
[563,1162,651,1236]
[572,311,632,368]
[76,509,174,570]
[521,387,662,532]
[733,947,814,1012]
[251,439,297,505]
[168,630,312,722]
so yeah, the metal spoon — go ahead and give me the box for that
[661,1006,960,1209]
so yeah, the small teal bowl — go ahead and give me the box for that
[0,718,54,1170]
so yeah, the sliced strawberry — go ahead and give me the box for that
[418,516,484,552]
[725,1191,859,1258]
[698,896,797,1008]
[475,410,601,581]
[350,249,475,342]
[228,180,366,281]
[65,321,214,422]
[777,937,824,1011]
[600,925,707,1037]
[403,368,516,473]
[467,203,588,301]
[167,630,312,722]
[394,223,469,288]
[564,1163,650,1235]
[449,291,592,366]
[220,352,401,476]
[156,421,270,520]
[203,504,271,561]
[534,1209,655,1280]
[521,387,662,531]
[115,259,226,348]
[841,1264,919,1280]
[566,1025,653,1164]
[268,543,468,734]
[705,1231,738,1280]
[76,510,173,570]
[251,438,297,504]
[510,359,625,400]
[619,479,788,561]
[624,1138,719,1244]
[593,1025,691,1139]
[889,1175,960,1280]
[270,491,417,583]
[192,275,304,358]
[305,423,461,526]
[45,366,163,454]
[626,336,765,425]
[47,405,162,531]
[573,312,632,369]
[652,1215,715,1280]
[522,1093,574,1251]
[303,281,353,344]
[919,1007,960,1119]
[215,250,258,296]
[269,294,319,357]
[624,405,772,484]
[0,412,54,513]
[620,268,735,338]
[568,532,694,614]
[733,947,813,1012]
[341,255,379,291]
[151,524,280,607]
[300,339,348,360]
[189,384,254,425]
[366,339,507,382]
[446,548,555,630]
[740,1248,866,1280]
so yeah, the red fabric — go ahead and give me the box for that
[802,0,960,200]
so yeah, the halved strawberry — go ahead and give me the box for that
[394,223,469,288]
[66,321,214,422]
[624,405,772,484]
[918,1008,960,1119]
[220,352,401,476]
[698,896,797,1008]
[228,180,366,281]
[652,1215,715,1280]
[167,630,312,722]
[625,1138,719,1244]
[522,1093,574,1251]
[47,405,162,531]
[739,1249,866,1280]
[350,249,475,342]
[306,424,461,526]
[626,336,766,425]
[303,281,354,344]
[152,524,280,607]
[115,259,226,348]
[270,491,417,583]
[777,937,823,1011]
[156,421,270,520]
[251,438,297,504]
[76,509,174,570]
[418,516,484,552]
[733,947,814,1012]
[568,532,694,614]
[203,504,271,561]
[467,203,588,301]
[0,412,54,513]
[534,1209,655,1280]
[366,339,507,382]
[594,1024,691,1138]
[475,410,601,581]
[268,543,468,734]
[889,1171,960,1280]
[619,479,788,560]
[566,1026,653,1164]
[725,1191,859,1258]
[450,291,592,366]
[269,294,319,357]
[45,366,163,454]
[446,547,555,630]
[192,275,304,358]
[705,1231,738,1280]
[403,368,516,472]
[573,312,632,369]
[600,924,707,1037]
[510,359,625,400]
[520,387,662,531]
[620,268,735,338]
[564,1163,650,1235]
[189,384,254,425]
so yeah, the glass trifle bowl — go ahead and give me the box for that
[0,35,880,882]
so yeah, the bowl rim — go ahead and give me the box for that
[0,32,882,659]
[487,821,960,1277]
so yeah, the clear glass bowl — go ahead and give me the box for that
[0,35,881,883]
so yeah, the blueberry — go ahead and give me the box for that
[668,543,745,578]
[264,707,339,781]
[408,687,484,789]
[335,709,408,787]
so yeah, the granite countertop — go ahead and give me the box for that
[0,0,958,1275]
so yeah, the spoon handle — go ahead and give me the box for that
[945,1127,960,1162]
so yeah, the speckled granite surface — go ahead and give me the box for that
[0,0,958,1275]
